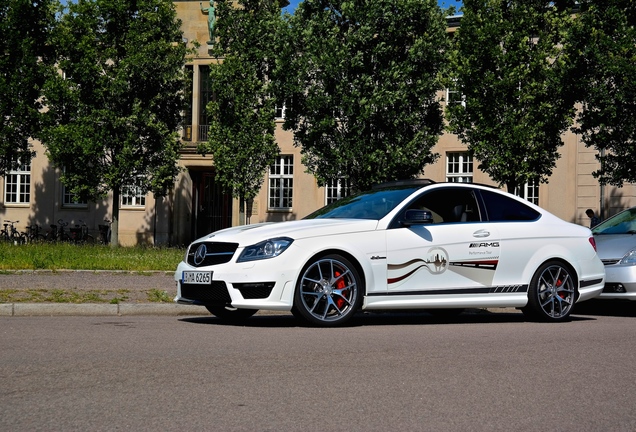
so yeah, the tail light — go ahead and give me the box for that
[588,236,597,252]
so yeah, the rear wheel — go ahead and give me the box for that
[294,254,363,327]
[204,305,258,323]
[522,261,577,322]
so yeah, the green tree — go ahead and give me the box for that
[0,0,56,174]
[566,0,636,187]
[278,0,448,192]
[199,0,283,222]
[446,0,576,193]
[41,0,189,246]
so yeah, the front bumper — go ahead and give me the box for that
[598,264,636,300]
[174,259,298,311]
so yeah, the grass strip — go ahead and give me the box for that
[0,242,184,271]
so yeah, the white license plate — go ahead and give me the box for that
[182,271,212,284]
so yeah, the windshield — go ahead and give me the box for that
[592,208,636,235]
[304,187,421,220]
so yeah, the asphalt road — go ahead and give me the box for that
[2,307,636,431]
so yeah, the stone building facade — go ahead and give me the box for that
[1,1,633,246]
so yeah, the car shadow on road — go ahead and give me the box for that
[574,299,636,318]
[179,308,596,328]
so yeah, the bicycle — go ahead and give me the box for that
[2,220,26,244]
[69,220,95,244]
[46,219,70,242]
[0,221,10,242]
[98,219,112,245]
[25,224,46,243]
[56,219,70,242]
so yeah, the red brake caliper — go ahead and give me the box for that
[556,278,566,299]
[334,271,347,309]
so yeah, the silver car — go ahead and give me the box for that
[593,207,636,300]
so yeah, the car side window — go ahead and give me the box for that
[405,188,481,224]
[479,189,540,221]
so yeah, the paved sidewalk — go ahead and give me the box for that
[0,270,207,317]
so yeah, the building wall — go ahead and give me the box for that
[1,2,635,246]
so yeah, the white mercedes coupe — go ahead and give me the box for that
[175,180,605,326]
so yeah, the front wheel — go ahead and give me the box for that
[522,261,577,322]
[204,305,258,323]
[293,254,363,327]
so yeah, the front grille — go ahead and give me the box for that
[186,242,239,267]
[234,282,275,299]
[602,259,620,266]
[181,281,232,304]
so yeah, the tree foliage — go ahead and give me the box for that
[566,0,636,186]
[0,0,56,174]
[446,0,576,193]
[278,0,448,192]
[41,0,188,245]
[199,0,283,206]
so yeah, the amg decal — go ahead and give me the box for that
[469,242,500,248]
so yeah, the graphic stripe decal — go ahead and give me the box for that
[368,285,528,297]
[388,265,429,284]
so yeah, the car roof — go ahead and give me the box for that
[372,179,436,189]
[372,179,499,191]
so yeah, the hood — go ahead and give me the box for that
[193,219,379,246]
[594,233,636,260]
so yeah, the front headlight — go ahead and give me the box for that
[619,249,636,265]
[237,237,294,262]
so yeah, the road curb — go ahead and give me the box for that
[0,303,208,317]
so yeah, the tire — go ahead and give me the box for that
[83,234,95,245]
[204,305,258,322]
[522,261,577,322]
[293,254,363,327]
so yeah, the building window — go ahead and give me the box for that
[61,167,88,208]
[4,161,31,204]
[446,152,473,183]
[62,186,88,208]
[446,79,465,107]
[515,179,539,205]
[198,65,212,142]
[121,184,146,207]
[182,65,194,141]
[269,155,293,209]
[325,178,350,205]
[275,104,286,120]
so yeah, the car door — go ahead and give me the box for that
[385,187,501,294]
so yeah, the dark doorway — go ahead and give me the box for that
[191,171,232,240]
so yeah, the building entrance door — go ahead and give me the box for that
[192,171,232,239]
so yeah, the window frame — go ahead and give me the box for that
[4,161,31,205]
[268,155,294,210]
[445,79,466,107]
[121,182,147,208]
[515,179,539,205]
[274,104,286,120]
[446,152,473,183]
[325,177,351,205]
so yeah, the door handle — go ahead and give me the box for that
[473,229,490,238]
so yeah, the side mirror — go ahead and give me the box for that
[402,209,433,226]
